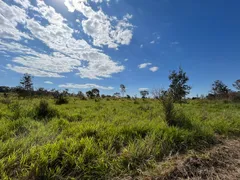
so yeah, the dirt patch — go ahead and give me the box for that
[140,138,240,180]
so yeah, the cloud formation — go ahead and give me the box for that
[59,83,114,90]
[138,88,149,91]
[149,66,159,72]
[0,0,132,79]
[138,63,152,69]
[44,81,53,84]
[64,0,133,49]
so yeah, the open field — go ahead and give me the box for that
[0,95,240,179]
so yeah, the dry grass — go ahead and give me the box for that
[139,138,240,180]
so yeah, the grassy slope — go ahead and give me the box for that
[0,96,240,179]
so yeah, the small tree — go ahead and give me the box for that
[77,91,86,100]
[54,89,69,105]
[92,88,100,98]
[211,80,229,98]
[140,90,149,98]
[233,80,240,91]
[20,73,33,91]
[86,90,94,99]
[120,84,126,97]
[168,67,191,102]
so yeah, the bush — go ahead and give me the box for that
[9,102,22,120]
[34,100,58,120]
[229,92,240,102]
[53,90,69,105]
[162,95,176,126]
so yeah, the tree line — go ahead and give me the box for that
[1,68,240,102]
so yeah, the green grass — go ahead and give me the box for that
[0,95,240,179]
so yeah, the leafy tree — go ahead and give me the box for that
[86,90,94,99]
[20,73,33,91]
[233,79,240,91]
[120,84,126,97]
[211,80,229,98]
[168,67,191,102]
[140,90,149,98]
[92,88,100,97]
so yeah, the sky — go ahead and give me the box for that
[0,0,240,97]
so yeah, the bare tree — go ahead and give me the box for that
[151,88,168,99]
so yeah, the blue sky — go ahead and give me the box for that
[0,0,239,97]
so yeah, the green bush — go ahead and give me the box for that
[34,100,58,120]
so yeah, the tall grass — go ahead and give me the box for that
[0,96,239,179]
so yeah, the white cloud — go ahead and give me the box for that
[64,0,134,49]
[140,44,143,48]
[6,64,63,77]
[124,58,128,61]
[0,1,32,41]
[157,36,160,39]
[150,40,155,44]
[59,83,114,90]
[149,66,159,72]
[171,41,179,45]
[139,88,149,91]
[44,81,53,84]
[0,0,126,79]
[138,63,152,69]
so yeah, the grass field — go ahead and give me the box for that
[0,95,240,179]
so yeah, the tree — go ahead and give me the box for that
[211,80,229,98]
[168,67,191,102]
[20,73,33,91]
[151,88,168,99]
[120,84,126,97]
[140,90,149,98]
[113,92,121,98]
[92,88,100,97]
[86,90,94,99]
[77,91,86,100]
[233,80,240,91]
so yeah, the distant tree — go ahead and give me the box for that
[120,84,126,97]
[36,87,47,96]
[151,88,168,99]
[211,80,229,98]
[20,73,33,91]
[140,90,149,98]
[168,67,191,102]
[113,92,121,98]
[101,94,106,98]
[54,89,69,105]
[233,79,240,91]
[77,91,86,100]
[92,88,100,97]
[86,90,94,99]
[126,95,131,99]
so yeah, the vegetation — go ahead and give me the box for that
[140,90,149,98]
[168,67,191,102]
[0,71,240,179]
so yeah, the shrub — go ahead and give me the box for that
[34,100,58,120]
[162,95,176,126]
[9,102,22,120]
[54,91,69,105]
